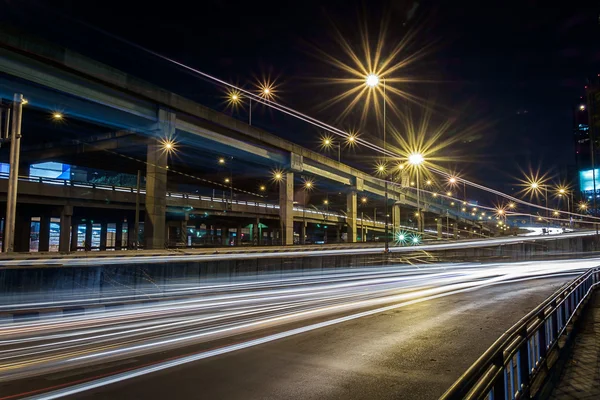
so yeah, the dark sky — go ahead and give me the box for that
[3,0,600,191]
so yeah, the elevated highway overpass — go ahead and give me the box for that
[0,28,491,252]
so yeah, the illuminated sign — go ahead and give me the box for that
[579,169,600,194]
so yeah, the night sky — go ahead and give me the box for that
[3,0,600,192]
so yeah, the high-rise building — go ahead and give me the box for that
[576,78,600,200]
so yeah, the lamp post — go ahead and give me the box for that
[365,73,390,251]
[408,153,425,233]
[557,188,572,228]
[531,181,549,228]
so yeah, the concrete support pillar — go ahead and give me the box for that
[253,217,260,245]
[346,192,357,243]
[70,219,79,251]
[59,206,73,253]
[38,215,51,252]
[180,214,189,246]
[115,220,123,250]
[127,220,136,249]
[236,224,242,246]
[278,172,294,245]
[84,220,92,251]
[392,204,401,233]
[300,222,307,245]
[99,221,108,251]
[437,218,443,240]
[144,142,168,249]
[222,227,229,246]
[14,214,30,252]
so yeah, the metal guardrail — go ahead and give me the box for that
[1,173,476,238]
[0,172,396,228]
[440,266,600,400]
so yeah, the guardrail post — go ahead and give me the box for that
[492,353,506,400]
[518,329,531,396]
[551,303,559,345]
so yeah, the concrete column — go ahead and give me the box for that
[392,203,401,233]
[235,225,241,246]
[99,221,108,251]
[144,142,168,249]
[14,213,30,252]
[254,217,260,245]
[84,220,92,251]
[346,192,357,243]
[127,220,136,249]
[278,172,294,245]
[180,214,189,246]
[59,206,73,253]
[222,227,229,246]
[70,219,79,251]
[38,215,50,252]
[115,220,123,250]
[300,222,307,245]
[437,218,443,240]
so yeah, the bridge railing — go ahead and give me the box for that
[440,266,600,400]
[2,173,469,237]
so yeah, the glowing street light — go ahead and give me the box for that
[218,157,226,164]
[259,185,266,192]
[580,104,586,111]
[365,74,380,87]
[159,138,177,156]
[52,112,63,120]
[361,197,368,204]
[224,178,230,184]
[408,153,425,166]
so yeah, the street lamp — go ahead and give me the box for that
[321,135,357,162]
[448,175,467,199]
[218,156,233,207]
[530,181,549,228]
[365,73,391,252]
[556,187,573,228]
[408,152,425,233]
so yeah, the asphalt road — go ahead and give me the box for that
[3,258,597,400]
[67,278,567,400]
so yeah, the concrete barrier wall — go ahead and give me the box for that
[1,235,598,306]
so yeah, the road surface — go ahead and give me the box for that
[1,258,598,399]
